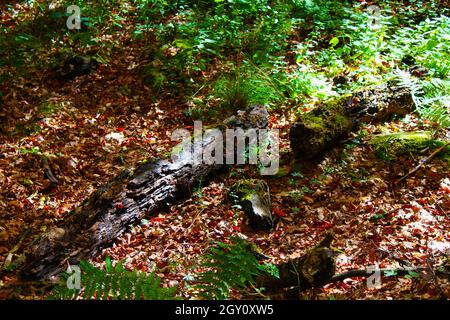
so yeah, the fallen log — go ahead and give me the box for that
[368,131,445,160]
[21,105,269,280]
[290,84,415,159]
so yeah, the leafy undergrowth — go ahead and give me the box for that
[0,0,449,300]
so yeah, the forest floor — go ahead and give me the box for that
[0,1,449,300]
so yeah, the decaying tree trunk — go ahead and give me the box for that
[290,84,415,159]
[21,105,269,280]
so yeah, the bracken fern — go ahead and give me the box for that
[48,257,179,300]
[194,237,278,300]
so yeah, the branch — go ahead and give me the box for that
[395,142,450,184]
[330,266,449,283]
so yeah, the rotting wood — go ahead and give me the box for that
[21,105,269,280]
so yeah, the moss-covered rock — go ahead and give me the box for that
[230,179,273,231]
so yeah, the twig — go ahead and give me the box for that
[425,254,445,297]
[330,267,420,283]
[40,155,59,184]
[330,265,449,283]
[9,228,31,254]
[370,239,413,267]
[395,142,450,184]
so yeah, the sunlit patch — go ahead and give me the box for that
[429,240,450,254]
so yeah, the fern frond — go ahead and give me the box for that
[193,237,278,300]
[49,258,179,300]
[393,69,450,128]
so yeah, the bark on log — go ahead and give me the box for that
[21,105,269,280]
[290,84,415,159]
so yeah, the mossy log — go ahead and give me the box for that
[368,131,450,160]
[290,103,353,159]
[230,179,273,231]
[290,85,415,159]
[21,105,269,280]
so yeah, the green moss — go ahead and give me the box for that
[294,100,353,157]
[335,114,352,129]
[369,131,432,145]
[304,115,325,130]
[369,131,449,161]
[235,179,257,201]
[230,179,267,203]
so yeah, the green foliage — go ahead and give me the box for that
[49,257,179,300]
[213,66,285,110]
[0,1,100,82]
[290,0,349,31]
[3,1,447,129]
[194,237,278,300]
[390,16,450,78]
[212,72,250,112]
[137,0,296,79]
[386,0,450,25]
[384,269,398,277]
[394,70,450,129]
[188,62,287,119]
[386,15,450,128]
[287,5,450,128]
[38,102,63,116]
[417,79,450,128]
[19,146,42,155]
[275,65,337,105]
[405,271,420,279]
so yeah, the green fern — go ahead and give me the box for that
[194,237,278,300]
[393,70,450,128]
[418,78,450,128]
[48,257,179,300]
